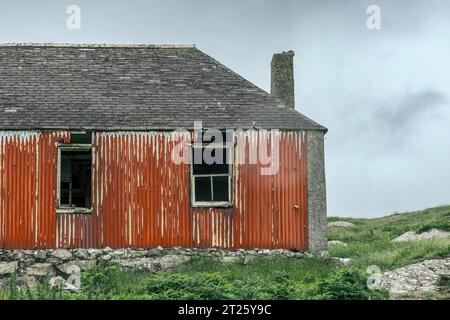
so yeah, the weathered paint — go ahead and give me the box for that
[0,130,307,250]
[0,131,69,249]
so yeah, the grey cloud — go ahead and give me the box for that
[376,90,447,132]
[334,90,448,159]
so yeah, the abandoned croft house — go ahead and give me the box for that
[0,44,327,251]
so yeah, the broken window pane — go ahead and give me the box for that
[194,176,212,201]
[212,176,229,201]
[60,149,92,209]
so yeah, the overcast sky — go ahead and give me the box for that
[0,0,449,217]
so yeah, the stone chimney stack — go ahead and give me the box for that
[271,50,295,109]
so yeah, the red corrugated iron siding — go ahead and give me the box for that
[0,130,308,250]
[92,132,193,248]
[0,131,69,249]
[37,131,70,248]
[192,131,308,249]
[0,132,37,249]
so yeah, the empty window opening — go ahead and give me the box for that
[191,131,233,207]
[70,131,92,144]
[58,147,92,211]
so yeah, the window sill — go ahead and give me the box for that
[56,208,93,214]
[192,202,232,208]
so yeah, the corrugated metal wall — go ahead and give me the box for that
[0,131,69,249]
[0,130,308,250]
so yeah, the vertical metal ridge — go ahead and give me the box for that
[0,130,308,250]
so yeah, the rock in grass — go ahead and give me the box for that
[391,231,417,242]
[392,229,450,243]
[156,255,191,270]
[49,276,66,289]
[111,257,160,272]
[220,256,241,263]
[26,263,55,277]
[328,240,347,246]
[50,249,72,261]
[0,261,18,275]
[381,258,450,295]
[329,257,354,266]
[327,221,355,229]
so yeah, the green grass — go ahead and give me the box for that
[1,259,388,300]
[1,205,449,300]
[328,205,450,271]
[170,256,338,299]
[174,255,334,281]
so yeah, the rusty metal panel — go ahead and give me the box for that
[36,131,70,248]
[0,134,5,248]
[192,130,308,250]
[56,213,94,248]
[93,132,192,248]
[0,131,69,249]
[0,132,38,249]
[271,131,308,249]
[0,130,307,250]
[192,208,235,248]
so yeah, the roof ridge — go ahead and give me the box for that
[0,43,196,49]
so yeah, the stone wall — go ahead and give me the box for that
[270,51,295,109]
[0,247,307,290]
[307,130,328,252]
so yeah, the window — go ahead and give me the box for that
[191,131,233,207]
[57,132,92,213]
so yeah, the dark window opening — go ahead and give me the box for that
[212,176,229,201]
[193,147,229,175]
[191,145,232,206]
[194,176,212,201]
[70,132,92,144]
[60,149,92,209]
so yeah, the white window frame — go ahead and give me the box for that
[191,144,233,207]
[56,143,93,214]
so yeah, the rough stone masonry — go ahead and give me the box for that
[307,130,328,252]
[0,247,308,289]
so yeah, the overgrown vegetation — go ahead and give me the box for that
[2,262,386,300]
[436,275,450,292]
[312,268,388,300]
[328,205,450,271]
[1,206,449,300]
[143,271,298,300]
[6,272,67,300]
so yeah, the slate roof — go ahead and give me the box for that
[0,44,326,131]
